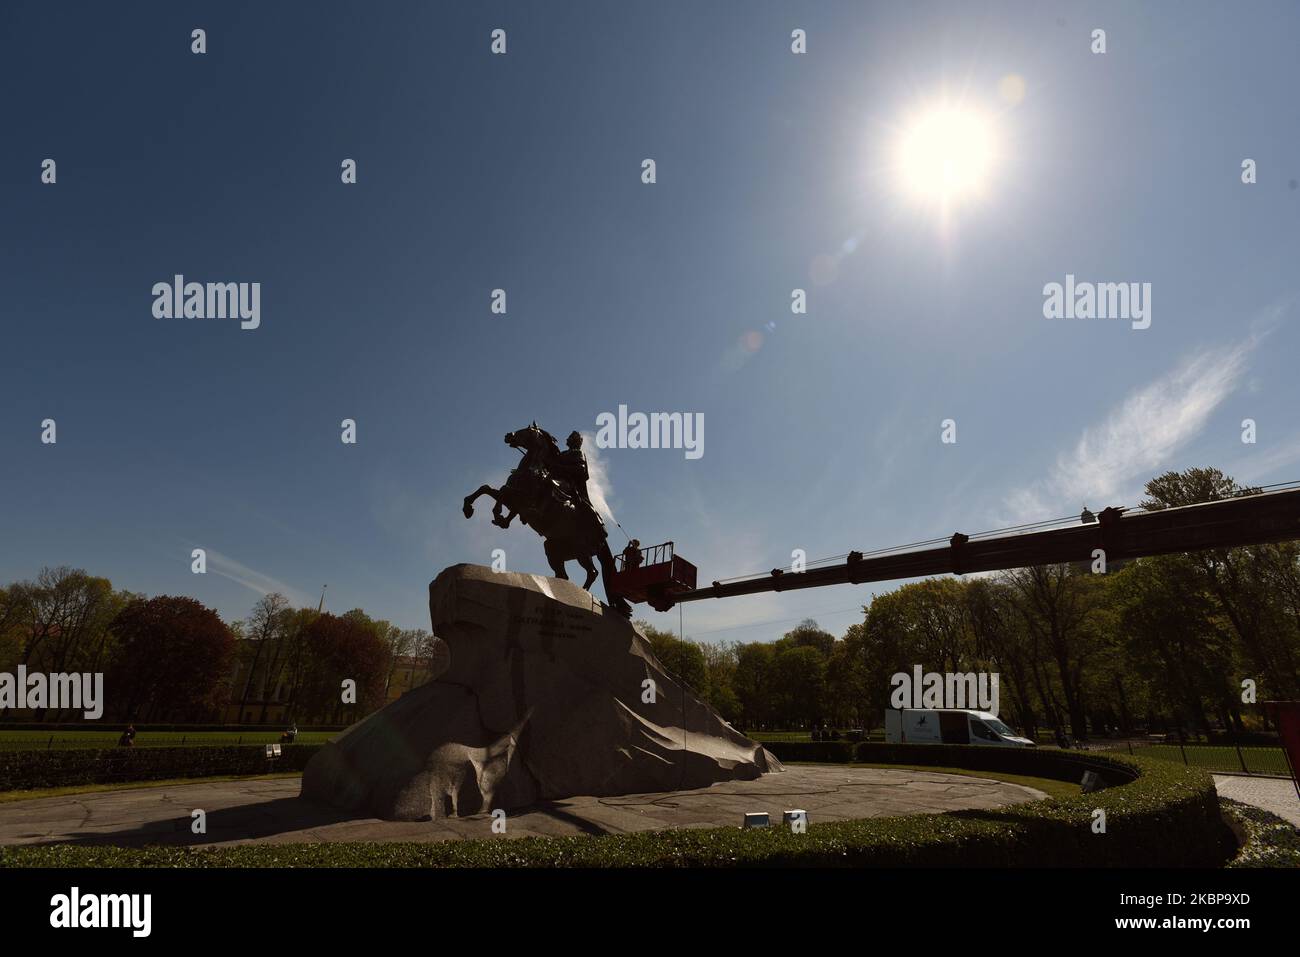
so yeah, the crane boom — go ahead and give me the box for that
[666,486,1300,606]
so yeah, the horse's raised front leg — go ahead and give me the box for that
[492,500,516,529]
[463,485,497,519]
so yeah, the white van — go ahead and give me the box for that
[884,708,1036,748]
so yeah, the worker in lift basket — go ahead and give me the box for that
[622,539,643,571]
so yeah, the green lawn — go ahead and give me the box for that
[0,772,303,803]
[0,730,337,751]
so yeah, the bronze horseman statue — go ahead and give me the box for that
[463,422,632,617]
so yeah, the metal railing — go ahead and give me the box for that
[1082,735,1290,776]
[614,541,675,573]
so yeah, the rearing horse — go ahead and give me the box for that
[463,423,631,617]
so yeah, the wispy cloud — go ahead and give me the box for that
[1003,324,1276,522]
[204,548,314,608]
[581,432,617,526]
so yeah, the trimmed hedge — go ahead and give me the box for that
[767,740,1138,787]
[761,741,1226,866]
[1222,799,1300,867]
[0,744,322,791]
[0,748,1229,868]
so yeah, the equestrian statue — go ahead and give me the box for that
[463,422,632,617]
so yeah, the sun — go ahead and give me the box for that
[896,105,997,206]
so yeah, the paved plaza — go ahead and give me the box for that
[1214,774,1300,828]
[0,766,1045,848]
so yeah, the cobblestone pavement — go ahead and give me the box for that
[1214,774,1300,828]
[0,765,1045,848]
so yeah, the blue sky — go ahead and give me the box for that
[2,1,1298,642]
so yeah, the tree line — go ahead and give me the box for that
[0,574,434,725]
[642,468,1300,740]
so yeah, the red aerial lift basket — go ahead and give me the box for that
[609,541,697,612]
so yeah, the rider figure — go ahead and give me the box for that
[553,431,592,507]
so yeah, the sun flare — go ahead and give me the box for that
[896,105,997,205]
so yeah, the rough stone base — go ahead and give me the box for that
[301,565,782,821]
